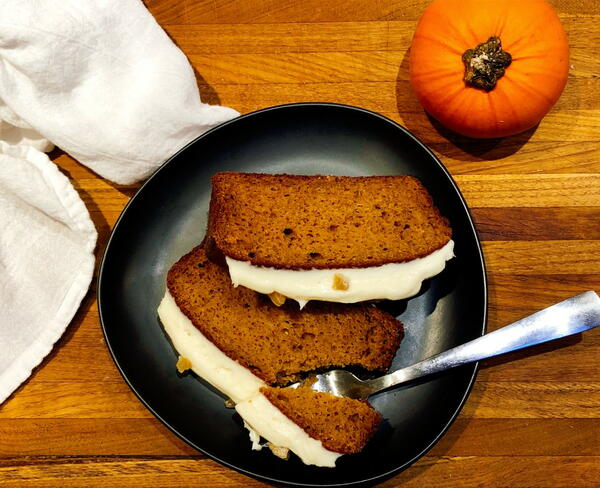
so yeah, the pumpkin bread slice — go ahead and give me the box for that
[166,245,403,386]
[206,172,452,270]
[260,386,381,454]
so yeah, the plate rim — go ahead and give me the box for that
[98,102,488,487]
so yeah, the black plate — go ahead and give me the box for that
[98,103,487,487]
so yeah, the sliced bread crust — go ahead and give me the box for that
[206,172,452,270]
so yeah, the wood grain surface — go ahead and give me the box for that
[1,0,599,486]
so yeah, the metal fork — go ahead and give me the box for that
[295,291,600,400]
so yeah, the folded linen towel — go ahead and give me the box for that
[0,0,239,185]
[0,142,97,404]
[0,0,238,403]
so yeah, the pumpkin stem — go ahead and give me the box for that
[462,36,512,91]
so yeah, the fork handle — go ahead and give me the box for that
[367,291,600,394]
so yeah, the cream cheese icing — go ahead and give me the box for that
[157,291,265,404]
[226,240,455,307]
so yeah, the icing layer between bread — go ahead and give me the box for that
[157,291,265,404]
[236,393,342,468]
[226,240,455,307]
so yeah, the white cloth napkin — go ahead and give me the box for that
[0,0,239,403]
[0,143,96,404]
[0,0,238,185]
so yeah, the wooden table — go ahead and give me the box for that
[1,1,599,486]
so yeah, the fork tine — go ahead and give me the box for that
[289,370,373,400]
[310,370,372,400]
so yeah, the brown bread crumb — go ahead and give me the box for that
[268,291,287,307]
[175,356,192,373]
[332,273,349,291]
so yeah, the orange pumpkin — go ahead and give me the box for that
[409,0,569,139]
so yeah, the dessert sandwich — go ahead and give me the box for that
[158,245,403,466]
[205,172,454,307]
